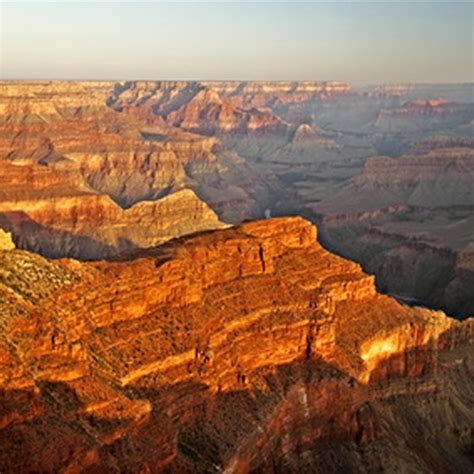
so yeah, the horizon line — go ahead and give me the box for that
[1,78,474,86]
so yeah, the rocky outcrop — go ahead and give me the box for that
[0,189,227,259]
[0,142,229,260]
[315,209,474,318]
[341,147,474,210]
[0,81,284,258]
[373,100,474,134]
[1,79,473,324]
[0,217,472,472]
[0,229,14,250]
[307,143,474,319]
[290,123,337,150]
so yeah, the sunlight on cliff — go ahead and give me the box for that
[360,337,398,362]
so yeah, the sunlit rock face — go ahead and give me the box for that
[0,217,472,473]
[0,81,273,210]
[108,80,352,135]
[0,149,228,259]
[0,229,14,250]
[0,189,227,259]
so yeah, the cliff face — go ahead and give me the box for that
[372,100,474,137]
[0,189,227,259]
[108,80,352,135]
[310,143,474,318]
[320,147,474,212]
[1,79,472,320]
[316,210,474,318]
[107,81,289,136]
[0,218,471,473]
[0,146,227,260]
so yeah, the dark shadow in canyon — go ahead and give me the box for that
[303,210,474,320]
[0,211,118,260]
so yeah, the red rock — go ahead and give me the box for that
[0,217,471,472]
[0,81,278,258]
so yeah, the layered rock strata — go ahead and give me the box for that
[0,80,274,224]
[0,217,472,472]
[0,188,226,259]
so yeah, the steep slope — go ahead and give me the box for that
[0,217,472,473]
[373,100,474,134]
[0,156,226,260]
[203,80,352,108]
[106,81,369,207]
[0,187,226,260]
[319,147,474,213]
[1,79,473,315]
[312,146,474,318]
[0,82,281,258]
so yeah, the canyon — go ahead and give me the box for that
[0,217,472,472]
[1,80,473,315]
[0,80,473,471]
[0,80,473,314]
[311,141,474,318]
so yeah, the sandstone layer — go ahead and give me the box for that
[0,187,226,260]
[0,218,472,473]
[0,80,275,212]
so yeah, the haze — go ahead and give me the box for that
[1,1,472,83]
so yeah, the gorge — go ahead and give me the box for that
[0,80,473,472]
[0,80,472,317]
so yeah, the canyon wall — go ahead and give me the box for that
[0,81,280,258]
[0,80,472,317]
[311,144,474,318]
[0,218,472,472]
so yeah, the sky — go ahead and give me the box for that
[0,1,473,83]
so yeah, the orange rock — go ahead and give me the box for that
[0,217,471,472]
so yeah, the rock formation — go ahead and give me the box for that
[0,229,14,250]
[0,188,227,259]
[0,80,275,211]
[0,217,472,472]
[319,147,474,212]
[108,81,290,136]
[0,79,473,319]
[373,100,474,134]
[0,81,281,258]
[311,145,474,318]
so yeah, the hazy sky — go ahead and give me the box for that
[1,1,473,83]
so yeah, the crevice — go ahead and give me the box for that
[258,245,266,273]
